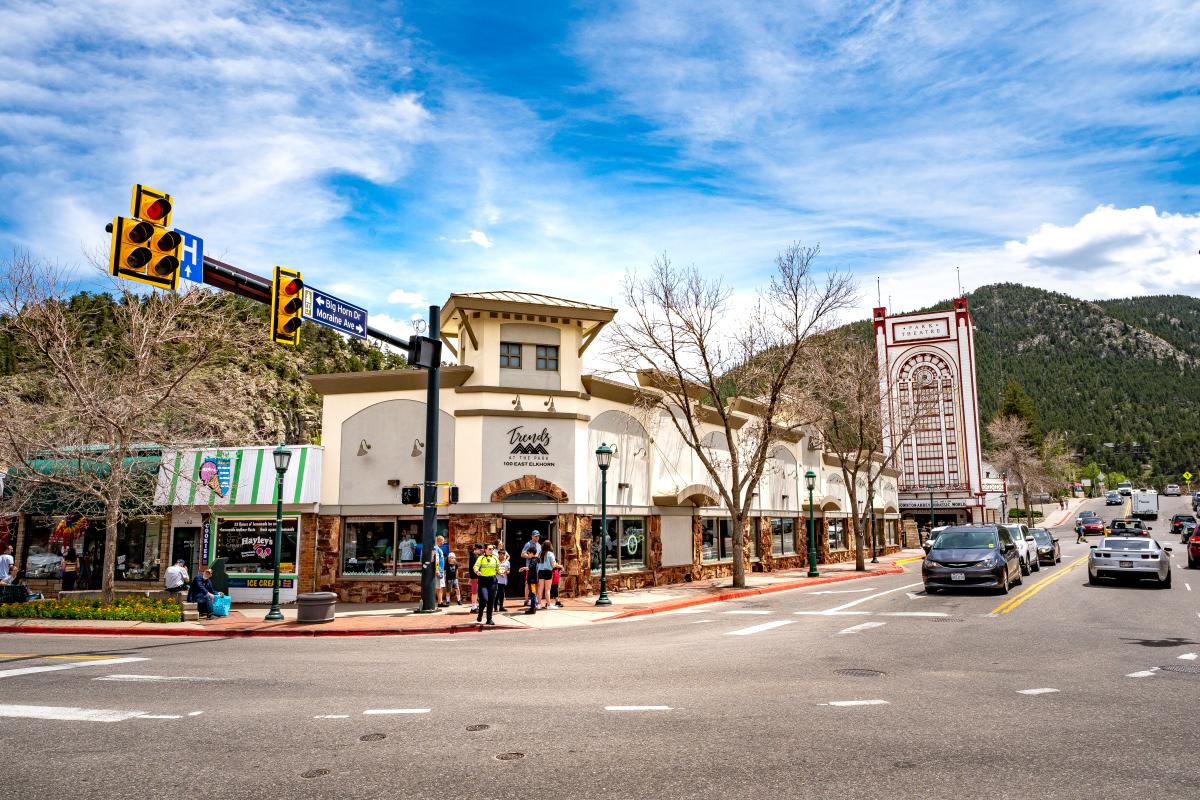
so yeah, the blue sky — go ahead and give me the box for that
[2,0,1199,339]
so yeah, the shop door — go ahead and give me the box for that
[80,526,105,590]
[171,527,203,577]
[502,518,555,598]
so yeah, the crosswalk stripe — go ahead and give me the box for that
[725,620,794,636]
[0,657,148,680]
[836,622,887,635]
[0,704,147,722]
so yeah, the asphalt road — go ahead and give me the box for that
[3,496,1199,800]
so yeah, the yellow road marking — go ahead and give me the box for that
[896,556,925,566]
[0,653,125,661]
[990,555,1088,615]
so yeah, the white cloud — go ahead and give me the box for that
[469,230,494,249]
[387,289,427,306]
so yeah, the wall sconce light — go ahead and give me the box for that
[356,439,371,457]
[618,482,631,491]
[387,478,400,487]
[512,395,523,412]
[782,494,790,502]
[544,396,556,413]
[633,447,647,459]
[411,439,425,458]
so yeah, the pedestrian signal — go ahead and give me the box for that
[271,266,304,347]
[107,216,181,291]
[401,485,421,505]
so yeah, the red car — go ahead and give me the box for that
[1188,531,1200,569]
[1081,518,1104,536]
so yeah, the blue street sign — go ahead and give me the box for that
[302,287,368,339]
[174,229,204,284]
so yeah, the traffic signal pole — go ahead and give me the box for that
[418,304,441,614]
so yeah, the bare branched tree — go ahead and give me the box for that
[608,244,855,588]
[802,332,940,570]
[986,415,1042,524]
[0,252,244,601]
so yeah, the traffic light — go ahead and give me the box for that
[108,216,181,291]
[271,266,304,347]
[106,184,181,290]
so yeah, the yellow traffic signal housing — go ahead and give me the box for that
[130,184,173,227]
[108,216,181,291]
[271,266,304,347]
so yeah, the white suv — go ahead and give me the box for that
[1001,523,1040,575]
[1164,484,1181,496]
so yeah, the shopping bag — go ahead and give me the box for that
[211,593,231,617]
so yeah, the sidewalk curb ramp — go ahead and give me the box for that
[601,564,906,621]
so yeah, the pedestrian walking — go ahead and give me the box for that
[60,546,79,592]
[164,558,190,596]
[521,530,542,614]
[468,542,484,613]
[0,545,13,586]
[189,568,217,619]
[1075,520,1086,543]
[537,545,556,608]
[473,543,500,625]
[445,552,462,605]
[496,550,510,612]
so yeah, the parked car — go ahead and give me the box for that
[1001,522,1040,575]
[1030,528,1061,565]
[1170,514,1197,539]
[923,525,1022,594]
[1107,518,1151,537]
[1188,530,1200,569]
[1104,490,1122,505]
[1117,481,1134,496]
[1164,484,1181,496]
[1088,537,1172,588]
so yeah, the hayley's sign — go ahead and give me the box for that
[504,426,555,467]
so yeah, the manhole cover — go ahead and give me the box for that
[495,752,525,761]
[466,724,490,731]
[301,769,330,779]
[835,668,885,678]
[1160,664,1200,675]
[359,733,387,742]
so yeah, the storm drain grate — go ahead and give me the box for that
[301,769,330,779]
[359,733,387,742]
[495,752,525,761]
[466,724,490,732]
[932,617,965,623]
[835,668,885,678]
[1160,664,1200,675]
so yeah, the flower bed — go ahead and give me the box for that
[0,596,183,623]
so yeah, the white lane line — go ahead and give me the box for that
[314,715,350,719]
[815,583,924,614]
[137,714,182,720]
[820,699,889,707]
[722,610,772,615]
[725,620,795,636]
[803,587,876,595]
[605,706,671,712]
[688,620,715,624]
[795,610,872,616]
[188,711,204,716]
[1017,688,1059,695]
[0,656,148,680]
[0,704,147,722]
[1178,653,1198,661]
[363,708,431,715]
[1185,583,1192,591]
[95,674,222,682]
[1126,669,1159,678]
[881,612,949,618]
[836,621,887,635]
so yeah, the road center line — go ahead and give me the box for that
[726,620,794,636]
[0,656,148,680]
[0,704,147,722]
[363,708,431,715]
[991,555,1087,615]
[836,621,887,635]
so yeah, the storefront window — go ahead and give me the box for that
[215,517,298,575]
[828,518,848,551]
[115,518,162,581]
[771,518,797,555]
[590,516,646,572]
[885,518,898,546]
[23,517,62,579]
[340,518,446,577]
[701,518,736,562]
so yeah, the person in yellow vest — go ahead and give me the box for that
[473,543,500,626]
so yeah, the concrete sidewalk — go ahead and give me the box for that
[0,549,922,637]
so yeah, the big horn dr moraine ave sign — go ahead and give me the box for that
[302,286,368,339]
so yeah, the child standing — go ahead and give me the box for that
[550,559,563,608]
[445,552,462,604]
[496,550,510,612]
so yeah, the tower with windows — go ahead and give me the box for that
[873,298,985,525]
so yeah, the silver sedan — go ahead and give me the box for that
[1088,536,1173,588]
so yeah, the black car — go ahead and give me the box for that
[923,525,1023,595]
[1030,527,1061,565]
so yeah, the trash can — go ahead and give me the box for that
[296,591,337,624]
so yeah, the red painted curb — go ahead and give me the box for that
[600,565,906,621]
[0,622,526,639]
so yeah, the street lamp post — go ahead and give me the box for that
[265,444,292,622]
[1000,471,1008,523]
[805,469,819,578]
[926,482,936,542]
[869,495,879,564]
[595,443,613,607]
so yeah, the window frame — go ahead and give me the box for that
[701,518,738,563]
[771,517,797,556]
[499,341,523,369]
[827,517,848,552]
[535,344,559,371]
[591,515,647,573]
[339,517,448,579]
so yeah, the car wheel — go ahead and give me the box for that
[1189,558,1198,569]
[1162,571,1172,589]
[1032,558,1041,572]
[998,571,1010,595]
[925,586,939,594]
[1013,565,1023,586]
[1088,571,1099,585]
[1020,558,1030,576]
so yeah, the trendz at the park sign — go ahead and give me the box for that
[503,426,555,467]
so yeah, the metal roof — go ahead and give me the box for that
[449,291,615,312]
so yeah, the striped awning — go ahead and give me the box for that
[154,446,322,508]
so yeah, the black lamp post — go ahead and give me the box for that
[869,494,879,564]
[265,444,291,622]
[1000,471,1008,523]
[595,443,613,606]
[926,482,936,539]
[805,469,819,578]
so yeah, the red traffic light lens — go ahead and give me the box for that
[282,278,302,296]
[144,198,171,221]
